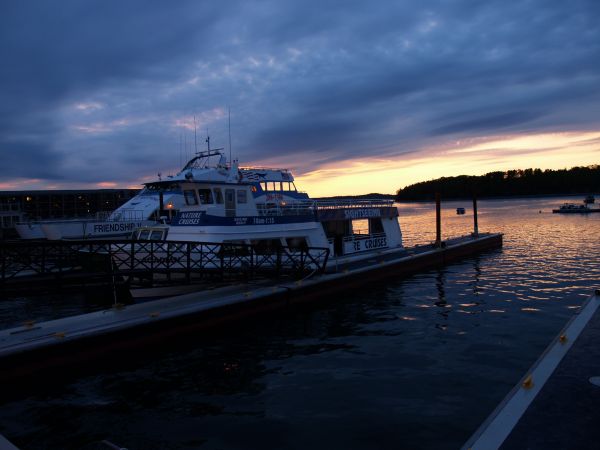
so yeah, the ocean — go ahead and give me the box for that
[0,195,599,449]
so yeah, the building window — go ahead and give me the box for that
[237,190,247,204]
[184,190,198,205]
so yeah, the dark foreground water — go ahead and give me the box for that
[1,196,599,449]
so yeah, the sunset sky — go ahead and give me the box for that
[1,0,599,196]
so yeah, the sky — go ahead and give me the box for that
[1,0,600,196]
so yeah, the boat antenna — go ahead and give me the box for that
[228,107,232,166]
[206,130,210,151]
[193,115,198,154]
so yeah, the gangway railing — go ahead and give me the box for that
[0,239,330,292]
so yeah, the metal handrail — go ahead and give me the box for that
[0,239,330,289]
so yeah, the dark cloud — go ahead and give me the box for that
[1,0,600,187]
[431,111,544,136]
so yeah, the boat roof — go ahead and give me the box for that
[145,149,296,188]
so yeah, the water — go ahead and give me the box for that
[1,196,599,449]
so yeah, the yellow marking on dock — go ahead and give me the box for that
[522,375,534,389]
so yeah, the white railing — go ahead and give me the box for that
[314,198,394,209]
[254,198,394,217]
[342,232,387,243]
[108,209,146,221]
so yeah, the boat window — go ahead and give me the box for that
[138,230,151,240]
[198,189,213,204]
[213,188,224,204]
[150,230,164,240]
[237,190,247,204]
[251,185,258,193]
[260,182,267,191]
[291,182,297,192]
[286,237,308,250]
[269,182,277,191]
[225,189,235,204]
[184,190,198,205]
[352,219,369,235]
[282,182,292,191]
[369,218,384,234]
[250,239,282,254]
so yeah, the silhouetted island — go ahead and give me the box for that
[395,165,600,201]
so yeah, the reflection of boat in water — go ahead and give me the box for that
[127,148,403,267]
[456,207,465,215]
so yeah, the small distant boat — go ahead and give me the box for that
[456,207,465,215]
[584,195,595,204]
[552,201,600,214]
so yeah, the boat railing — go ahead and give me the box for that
[255,198,394,217]
[256,202,315,217]
[342,231,387,243]
[107,210,146,221]
[314,198,394,209]
[239,166,292,173]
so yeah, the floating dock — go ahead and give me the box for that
[463,290,600,450]
[0,232,502,382]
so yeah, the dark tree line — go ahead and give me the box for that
[395,165,600,201]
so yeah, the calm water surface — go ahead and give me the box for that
[1,196,599,449]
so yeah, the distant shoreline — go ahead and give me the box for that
[318,192,597,202]
[395,192,599,202]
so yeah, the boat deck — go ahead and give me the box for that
[463,290,600,449]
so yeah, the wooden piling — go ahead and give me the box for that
[473,195,479,237]
[435,192,442,247]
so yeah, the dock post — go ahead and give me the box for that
[473,195,479,237]
[435,192,442,247]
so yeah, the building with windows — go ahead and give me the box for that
[0,189,140,238]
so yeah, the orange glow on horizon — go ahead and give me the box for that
[295,131,600,196]
[1,131,598,195]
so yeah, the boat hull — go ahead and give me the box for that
[14,223,45,239]
[41,220,154,240]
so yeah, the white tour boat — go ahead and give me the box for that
[134,149,403,264]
